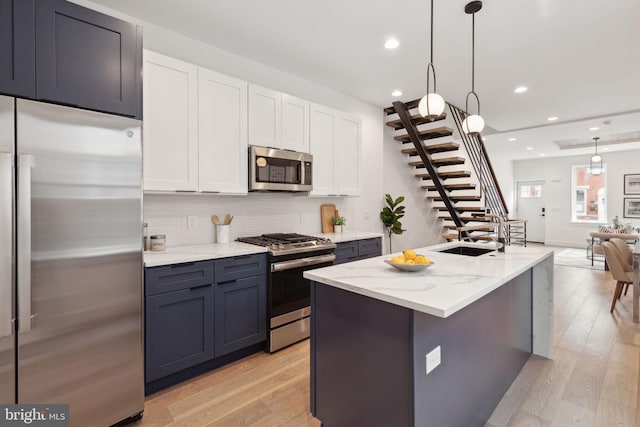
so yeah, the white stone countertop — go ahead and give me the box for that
[318,231,384,243]
[304,242,554,318]
[144,242,267,267]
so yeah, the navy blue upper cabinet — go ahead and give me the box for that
[34,0,142,118]
[0,0,35,98]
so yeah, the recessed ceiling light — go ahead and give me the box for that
[508,137,517,142]
[514,86,528,94]
[525,146,534,151]
[589,126,599,131]
[539,153,545,157]
[547,116,558,121]
[602,147,609,151]
[482,137,487,141]
[384,38,399,49]
[391,90,402,97]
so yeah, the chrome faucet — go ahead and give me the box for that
[485,213,506,252]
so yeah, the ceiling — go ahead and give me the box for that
[88,0,640,160]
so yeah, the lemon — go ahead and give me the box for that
[414,255,430,265]
[403,249,416,260]
[405,259,415,265]
[391,256,405,264]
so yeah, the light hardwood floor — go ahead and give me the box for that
[135,264,640,426]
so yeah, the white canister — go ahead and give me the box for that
[216,224,230,244]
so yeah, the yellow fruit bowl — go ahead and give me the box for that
[384,259,434,272]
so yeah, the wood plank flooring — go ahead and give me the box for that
[134,264,640,426]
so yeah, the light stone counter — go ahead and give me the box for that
[306,241,554,357]
[318,231,383,243]
[144,242,267,267]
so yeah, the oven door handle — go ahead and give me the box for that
[271,254,336,272]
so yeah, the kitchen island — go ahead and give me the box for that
[304,242,554,427]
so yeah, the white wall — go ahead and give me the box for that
[73,1,384,246]
[381,124,443,254]
[512,150,640,248]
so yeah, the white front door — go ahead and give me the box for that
[516,180,546,243]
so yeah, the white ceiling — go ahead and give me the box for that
[90,0,640,160]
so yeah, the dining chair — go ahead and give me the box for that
[601,241,634,313]
[610,238,634,295]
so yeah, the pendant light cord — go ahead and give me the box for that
[427,0,437,93]
[471,12,475,93]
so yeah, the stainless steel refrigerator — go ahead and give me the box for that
[0,95,144,426]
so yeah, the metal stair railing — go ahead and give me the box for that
[392,101,470,241]
[448,103,509,223]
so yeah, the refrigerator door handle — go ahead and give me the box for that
[17,154,32,332]
[0,153,13,337]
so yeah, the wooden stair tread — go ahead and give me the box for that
[384,99,420,115]
[423,183,476,190]
[418,171,472,181]
[428,195,480,201]
[409,157,465,167]
[436,206,485,212]
[439,215,491,222]
[386,113,446,130]
[394,126,453,142]
[444,224,494,231]
[401,142,459,155]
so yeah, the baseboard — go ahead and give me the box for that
[544,240,585,249]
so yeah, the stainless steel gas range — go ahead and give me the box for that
[236,233,336,352]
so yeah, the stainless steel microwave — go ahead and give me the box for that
[249,146,313,192]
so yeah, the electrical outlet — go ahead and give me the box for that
[187,215,197,229]
[425,346,441,374]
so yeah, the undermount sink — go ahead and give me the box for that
[436,245,495,257]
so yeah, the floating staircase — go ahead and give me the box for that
[385,100,526,245]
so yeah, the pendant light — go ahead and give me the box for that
[590,137,602,175]
[418,0,445,118]
[461,1,485,135]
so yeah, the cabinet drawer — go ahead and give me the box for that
[358,238,382,259]
[145,260,214,296]
[334,241,358,265]
[215,253,266,282]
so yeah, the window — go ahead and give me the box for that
[520,184,542,198]
[571,164,607,222]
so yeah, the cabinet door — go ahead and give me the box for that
[282,94,309,152]
[198,68,248,194]
[310,103,337,196]
[214,275,266,357]
[35,0,140,117]
[357,238,381,260]
[248,84,281,148]
[336,114,361,196]
[143,50,199,191]
[334,241,358,265]
[0,0,35,98]
[145,286,214,382]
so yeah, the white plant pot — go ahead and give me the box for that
[333,224,343,233]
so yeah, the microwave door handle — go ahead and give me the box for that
[0,153,12,338]
[17,154,32,332]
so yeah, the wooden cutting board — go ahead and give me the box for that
[321,204,337,233]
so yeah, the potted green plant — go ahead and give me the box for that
[330,215,346,233]
[379,194,406,253]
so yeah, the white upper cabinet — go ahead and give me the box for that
[249,85,309,152]
[309,103,337,196]
[281,94,310,152]
[198,69,248,194]
[143,50,198,191]
[336,114,361,196]
[310,103,361,197]
[248,85,281,148]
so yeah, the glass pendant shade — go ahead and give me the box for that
[590,137,602,175]
[418,93,445,118]
[462,114,485,135]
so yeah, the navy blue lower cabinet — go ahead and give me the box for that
[145,285,215,382]
[214,275,267,357]
[333,241,358,264]
[357,237,382,259]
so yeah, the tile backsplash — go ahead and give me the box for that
[144,193,348,248]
